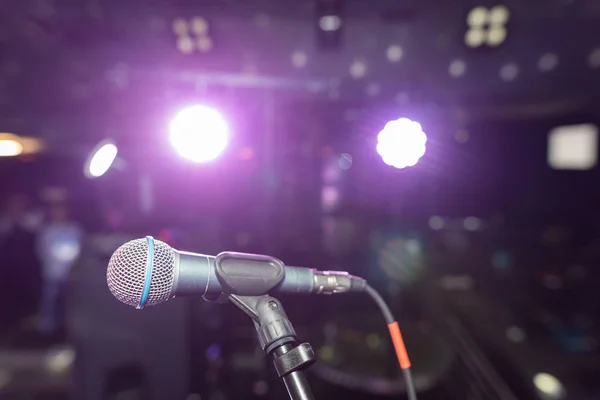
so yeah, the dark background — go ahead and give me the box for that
[1,0,600,399]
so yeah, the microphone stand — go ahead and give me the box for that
[229,294,316,400]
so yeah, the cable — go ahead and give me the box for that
[365,283,417,400]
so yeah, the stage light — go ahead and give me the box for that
[489,5,510,25]
[589,48,600,68]
[349,59,367,79]
[291,51,308,68]
[85,139,118,179]
[465,28,486,48]
[449,59,467,78]
[386,45,404,63]
[465,5,509,48]
[0,139,23,156]
[486,25,507,47]
[172,16,212,55]
[169,105,229,163]
[533,373,565,399]
[316,0,343,49]
[0,133,43,156]
[466,6,489,27]
[376,118,427,169]
[319,15,342,31]
[548,123,598,170]
[538,53,559,72]
[499,63,519,81]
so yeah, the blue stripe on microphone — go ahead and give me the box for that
[138,236,155,309]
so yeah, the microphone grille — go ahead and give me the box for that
[107,238,176,308]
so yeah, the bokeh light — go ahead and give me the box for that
[0,133,43,156]
[86,141,118,178]
[169,105,229,163]
[376,118,427,169]
[0,139,23,157]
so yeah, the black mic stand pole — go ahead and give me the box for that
[229,294,316,400]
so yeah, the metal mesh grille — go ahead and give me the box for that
[106,238,176,308]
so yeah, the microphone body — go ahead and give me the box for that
[107,237,365,309]
[174,250,318,299]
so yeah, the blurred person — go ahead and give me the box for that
[0,193,43,243]
[36,203,82,336]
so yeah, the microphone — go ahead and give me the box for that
[107,236,366,309]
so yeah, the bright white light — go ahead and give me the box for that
[0,139,23,156]
[548,124,598,170]
[169,105,229,163]
[376,118,427,169]
[86,141,118,178]
[319,15,342,31]
[533,373,565,399]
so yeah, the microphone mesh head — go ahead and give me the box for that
[106,238,176,308]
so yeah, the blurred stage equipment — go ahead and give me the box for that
[377,118,427,169]
[106,236,417,400]
[40,186,69,203]
[169,105,229,163]
[0,132,43,157]
[84,139,119,179]
[374,233,426,287]
[310,314,454,396]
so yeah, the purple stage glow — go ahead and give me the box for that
[169,105,229,163]
[376,118,427,169]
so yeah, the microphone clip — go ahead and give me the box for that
[228,294,317,400]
